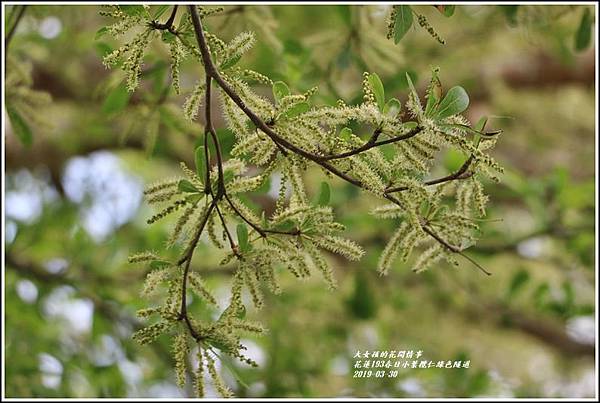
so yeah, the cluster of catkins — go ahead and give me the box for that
[100,5,502,397]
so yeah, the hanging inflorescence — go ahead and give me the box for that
[100,5,502,397]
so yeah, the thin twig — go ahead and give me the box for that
[5,5,27,51]
[386,155,474,193]
[320,126,422,161]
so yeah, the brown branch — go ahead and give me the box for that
[177,201,215,341]
[386,155,474,194]
[149,5,179,35]
[215,202,240,256]
[421,224,491,276]
[223,193,266,237]
[321,126,423,161]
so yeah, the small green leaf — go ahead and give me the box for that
[223,169,235,184]
[220,54,241,70]
[102,84,130,115]
[120,5,146,16]
[95,26,109,40]
[339,127,353,141]
[272,81,290,103]
[425,68,442,117]
[245,120,257,133]
[282,102,309,119]
[393,5,413,44]
[94,42,113,58]
[368,73,385,111]
[316,182,331,206]
[178,179,199,193]
[575,8,592,51]
[161,30,177,44]
[389,70,418,91]
[444,148,466,172]
[384,98,402,117]
[405,72,420,105]
[208,339,233,354]
[6,105,32,146]
[261,211,268,228]
[185,193,204,204]
[195,145,207,183]
[237,223,249,252]
[153,5,170,19]
[274,220,295,232]
[474,116,488,132]
[401,121,418,130]
[436,5,455,17]
[435,86,469,119]
[150,260,171,269]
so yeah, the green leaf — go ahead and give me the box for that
[102,84,130,115]
[6,105,32,146]
[150,260,171,270]
[389,69,418,91]
[94,42,113,58]
[384,98,401,117]
[575,8,592,51]
[185,193,204,204]
[393,5,413,44]
[474,116,488,132]
[220,54,241,70]
[282,101,309,119]
[436,5,455,17]
[424,68,442,117]
[316,182,331,206]
[405,72,420,104]
[178,179,199,193]
[194,145,207,184]
[207,339,233,354]
[237,223,249,252]
[434,86,469,119]
[95,26,109,40]
[339,127,353,141]
[272,81,290,103]
[161,30,177,44]
[368,73,385,111]
[402,121,418,130]
[223,169,235,184]
[273,220,295,232]
[120,5,146,17]
[153,5,170,19]
[444,148,466,172]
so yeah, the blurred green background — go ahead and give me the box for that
[4,4,596,398]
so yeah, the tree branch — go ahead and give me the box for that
[386,155,474,194]
[187,6,490,278]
